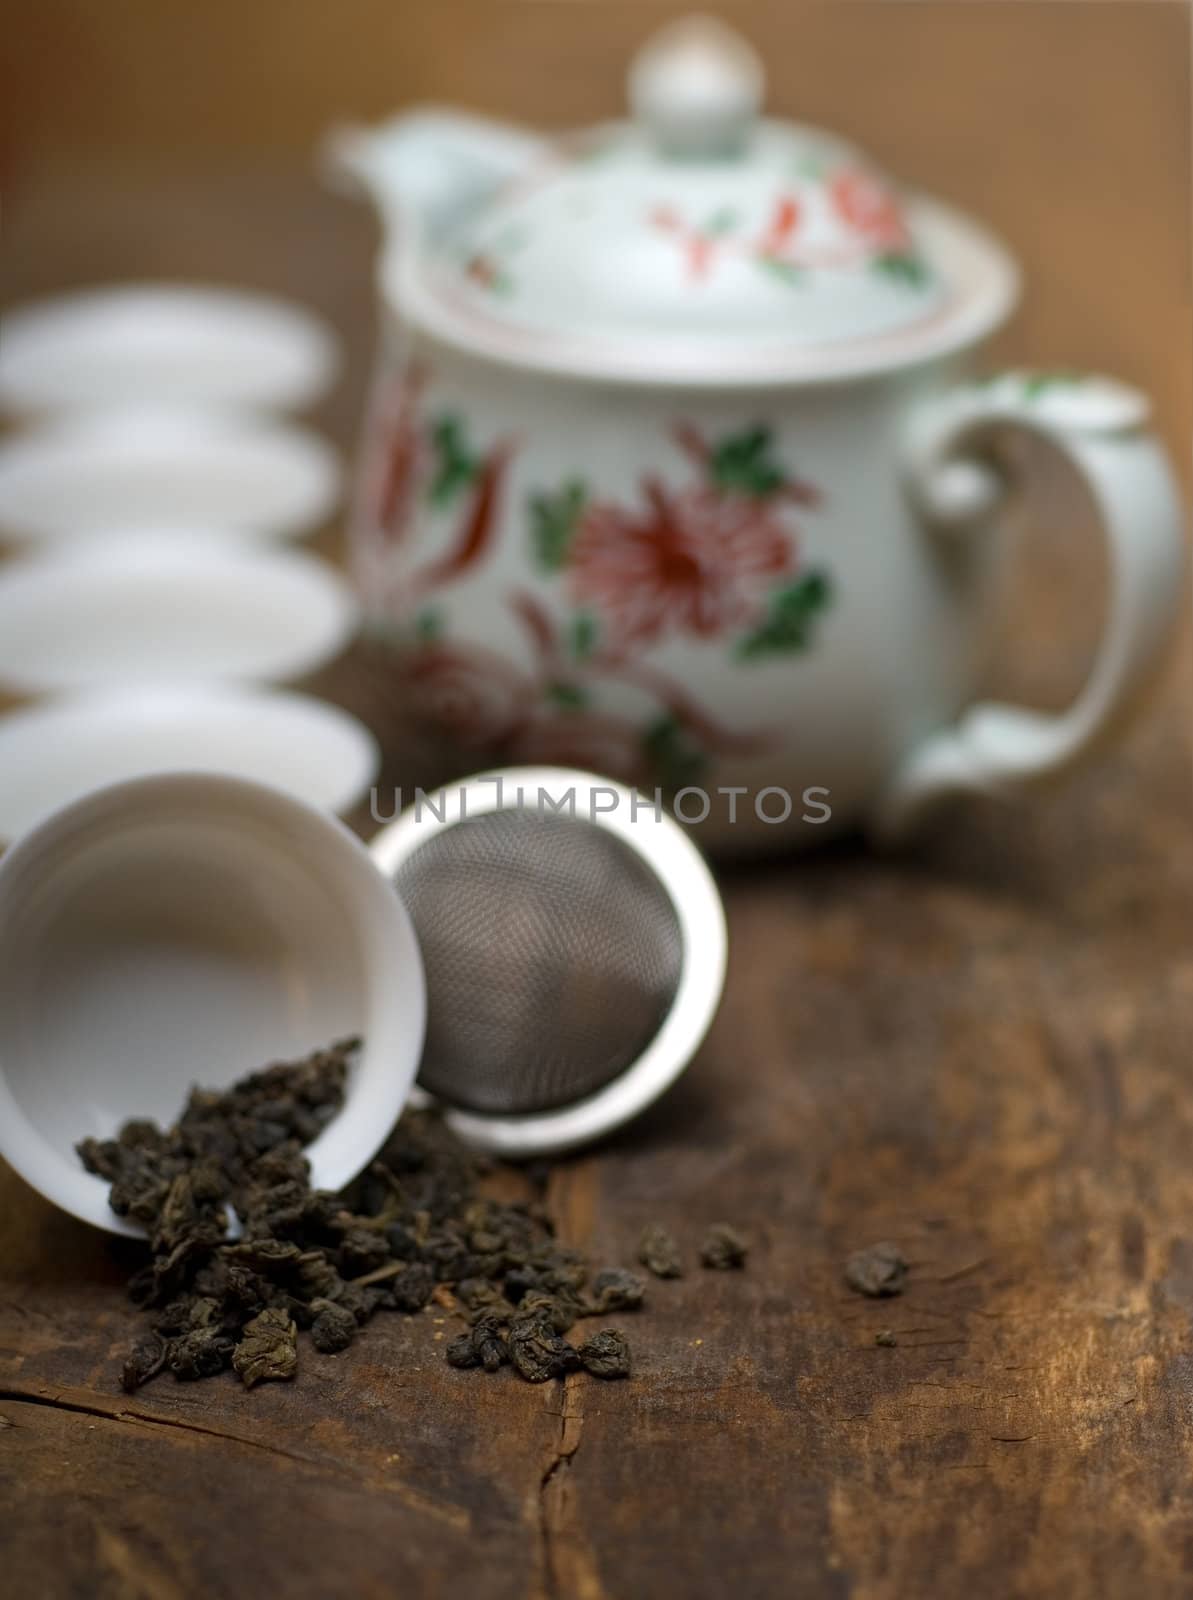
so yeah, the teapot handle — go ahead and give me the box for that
[873,372,1186,840]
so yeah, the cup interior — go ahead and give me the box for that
[0,774,424,1233]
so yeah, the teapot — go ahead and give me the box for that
[326,15,1185,853]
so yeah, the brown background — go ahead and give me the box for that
[3,0,1191,471]
[4,8,1193,1599]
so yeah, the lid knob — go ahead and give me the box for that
[628,15,765,160]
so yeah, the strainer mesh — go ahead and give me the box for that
[390,808,685,1116]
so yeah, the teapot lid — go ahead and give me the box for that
[397,16,1018,385]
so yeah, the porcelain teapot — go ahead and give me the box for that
[326,15,1185,853]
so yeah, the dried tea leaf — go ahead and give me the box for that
[81,1036,748,1396]
[502,1266,542,1304]
[875,1329,898,1348]
[167,1327,234,1381]
[587,1268,645,1314]
[518,1290,580,1335]
[445,1312,508,1373]
[457,1275,508,1311]
[309,1299,357,1355]
[337,1226,393,1276]
[638,1223,683,1279]
[233,1308,298,1388]
[388,1262,436,1313]
[577,1329,631,1380]
[699,1224,749,1271]
[473,1321,508,1374]
[446,1333,481,1370]
[844,1242,907,1298]
[120,1332,167,1393]
[508,1313,581,1383]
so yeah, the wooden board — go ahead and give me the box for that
[2,161,1192,1600]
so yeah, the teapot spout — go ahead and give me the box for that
[321,107,548,241]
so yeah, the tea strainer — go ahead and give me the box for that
[369,767,727,1156]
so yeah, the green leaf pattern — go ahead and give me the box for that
[872,252,930,288]
[530,480,588,573]
[414,606,445,643]
[736,572,833,661]
[643,715,709,792]
[708,425,790,498]
[757,257,807,287]
[404,421,835,785]
[568,612,599,662]
[546,681,588,710]
[427,417,479,509]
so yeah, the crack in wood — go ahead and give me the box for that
[0,1381,476,1531]
[0,1383,325,1467]
[539,1375,584,1493]
[531,1157,604,1600]
[536,1374,593,1600]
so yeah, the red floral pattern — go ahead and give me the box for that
[399,642,533,749]
[755,194,802,262]
[829,169,910,252]
[569,477,794,645]
[649,206,725,281]
[373,365,430,538]
[508,707,650,783]
[647,173,917,283]
[364,373,514,617]
[364,392,832,793]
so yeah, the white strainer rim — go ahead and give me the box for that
[369,766,727,1156]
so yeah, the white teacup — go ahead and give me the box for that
[0,773,426,1234]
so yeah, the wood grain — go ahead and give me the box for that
[2,6,1193,1591]
[3,675,1193,1598]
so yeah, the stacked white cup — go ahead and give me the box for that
[0,283,380,843]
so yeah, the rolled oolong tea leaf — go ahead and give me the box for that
[577,1329,631,1380]
[446,1332,482,1370]
[120,1332,168,1393]
[700,1224,749,1271]
[508,1312,582,1383]
[233,1307,298,1388]
[875,1328,899,1348]
[457,1276,516,1320]
[446,1312,508,1373]
[309,1299,358,1355]
[844,1241,908,1298]
[638,1222,683,1280]
[81,1035,750,1395]
[387,1261,438,1313]
[518,1289,580,1335]
[336,1224,394,1277]
[587,1268,646,1314]
[168,1326,235,1381]
[474,1320,509,1373]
